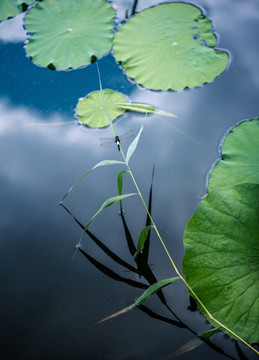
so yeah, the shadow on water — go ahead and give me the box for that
[60,166,241,360]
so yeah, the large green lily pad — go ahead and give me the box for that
[182,183,259,344]
[209,118,259,191]
[76,89,128,128]
[24,0,114,70]
[113,2,228,90]
[0,0,33,21]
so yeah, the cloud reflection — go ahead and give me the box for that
[0,97,98,144]
[0,98,102,190]
[0,13,27,43]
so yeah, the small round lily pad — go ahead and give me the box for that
[24,0,114,70]
[76,89,128,128]
[113,2,229,90]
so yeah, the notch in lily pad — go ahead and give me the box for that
[0,0,34,22]
[113,2,229,90]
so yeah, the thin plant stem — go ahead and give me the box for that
[96,62,259,356]
[120,147,259,355]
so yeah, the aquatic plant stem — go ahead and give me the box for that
[119,148,259,355]
[96,63,117,138]
[96,61,258,356]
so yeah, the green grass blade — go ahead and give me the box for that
[125,124,144,163]
[136,225,152,255]
[117,170,128,196]
[117,102,177,118]
[134,277,179,307]
[117,170,128,213]
[96,278,179,324]
[62,160,125,200]
[76,193,137,250]
[199,327,220,340]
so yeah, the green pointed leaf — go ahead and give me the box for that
[62,160,125,200]
[98,193,136,214]
[134,277,179,307]
[125,124,143,163]
[78,193,137,248]
[113,3,228,90]
[76,90,128,128]
[117,170,128,213]
[117,170,127,196]
[209,118,259,191]
[136,225,152,255]
[116,103,177,118]
[0,0,33,21]
[199,327,220,340]
[182,183,259,344]
[24,0,114,70]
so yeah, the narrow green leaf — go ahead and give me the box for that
[77,193,137,249]
[117,170,128,213]
[116,102,177,118]
[90,193,137,226]
[125,124,144,163]
[134,277,179,307]
[136,225,152,255]
[62,160,125,200]
[97,277,179,324]
[117,170,128,196]
[199,327,220,340]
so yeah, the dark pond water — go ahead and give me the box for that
[1,1,259,359]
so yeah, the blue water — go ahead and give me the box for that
[1,1,259,359]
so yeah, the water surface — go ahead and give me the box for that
[1,1,259,359]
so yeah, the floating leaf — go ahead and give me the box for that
[0,0,33,21]
[136,225,152,255]
[62,160,125,200]
[113,3,228,90]
[182,183,259,344]
[24,0,114,70]
[209,118,259,191]
[125,124,144,163]
[76,90,128,128]
[116,103,177,118]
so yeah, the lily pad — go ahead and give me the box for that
[76,89,177,128]
[113,2,229,90]
[24,0,114,70]
[0,0,33,21]
[182,183,259,344]
[209,118,259,191]
[76,89,128,128]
